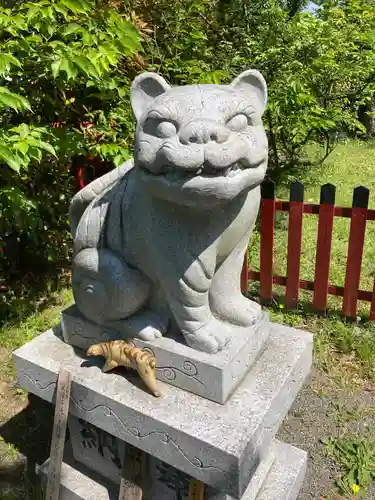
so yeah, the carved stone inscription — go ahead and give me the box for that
[79,418,122,470]
[72,418,193,500]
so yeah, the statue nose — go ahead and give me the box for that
[180,120,229,145]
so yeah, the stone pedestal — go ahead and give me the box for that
[61,306,271,404]
[13,317,312,499]
[38,439,307,500]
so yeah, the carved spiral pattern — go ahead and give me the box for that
[161,367,176,381]
[182,360,198,376]
[135,348,199,381]
[191,457,203,467]
[103,406,113,417]
[142,347,155,357]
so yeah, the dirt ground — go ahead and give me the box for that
[0,346,53,499]
[0,346,374,500]
[279,369,375,500]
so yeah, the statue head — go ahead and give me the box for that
[131,70,268,208]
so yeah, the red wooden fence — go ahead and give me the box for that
[241,180,375,321]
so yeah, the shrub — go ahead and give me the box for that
[0,0,143,294]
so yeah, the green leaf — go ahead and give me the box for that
[0,88,30,111]
[0,145,22,172]
[47,24,56,37]
[48,41,67,49]
[59,57,77,80]
[0,53,21,75]
[31,127,48,136]
[10,123,30,138]
[14,141,29,155]
[116,34,141,55]
[53,3,68,18]
[25,4,40,20]
[73,55,100,78]
[63,23,82,36]
[51,59,61,79]
[38,140,57,156]
[98,44,119,65]
[82,30,94,45]
[59,0,90,14]
[28,147,43,162]
[26,34,43,44]
[26,137,56,156]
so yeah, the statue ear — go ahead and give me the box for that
[230,70,267,114]
[131,72,171,121]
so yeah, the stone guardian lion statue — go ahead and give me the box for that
[69,70,268,354]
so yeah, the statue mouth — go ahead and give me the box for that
[195,161,244,178]
[139,156,267,205]
[141,159,258,180]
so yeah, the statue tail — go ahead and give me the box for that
[69,159,134,239]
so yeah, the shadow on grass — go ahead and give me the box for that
[0,263,71,329]
[0,394,54,499]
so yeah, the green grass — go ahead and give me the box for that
[0,286,73,389]
[0,287,73,352]
[323,437,375,496]
[0,287,72,500]
[268,308,375,385]
[248,139,375,384]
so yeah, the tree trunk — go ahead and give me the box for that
[358,96,375,137]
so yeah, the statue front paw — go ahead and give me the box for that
[183,317,230,354]
[136,325,163,341]
[120,310,168,342]
[212,295,262,328]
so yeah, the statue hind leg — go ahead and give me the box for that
[72,247,150,324]
[209,230,262,327]
[72,247,169,340]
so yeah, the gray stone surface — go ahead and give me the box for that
[38,442,119,500]
[69,70,269,354]
[62,305,270,403]
[206,451,275,500]
[256,441,307,500]
[38,440,305,500]
[68,414,273,500]
[68,415,125,485]
[14,322,312,499]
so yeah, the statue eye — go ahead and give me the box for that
[156,120,177,138]
[226,114,249,132]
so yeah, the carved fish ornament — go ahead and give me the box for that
[87,340,161,397]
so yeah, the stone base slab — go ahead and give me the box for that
[38,440,307,500]
[61,305,271,404]
[13,322,312,499]
[67,414,273,500]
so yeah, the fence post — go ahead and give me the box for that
[285,181,304,310]
[342,186,369,319]
[370,278,375,322]
[260,179,275,304]
[241,253,249,295]
[313,184,336,314]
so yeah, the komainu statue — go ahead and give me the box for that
[69,70,268,353]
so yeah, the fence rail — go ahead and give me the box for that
[242,180,375,321]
